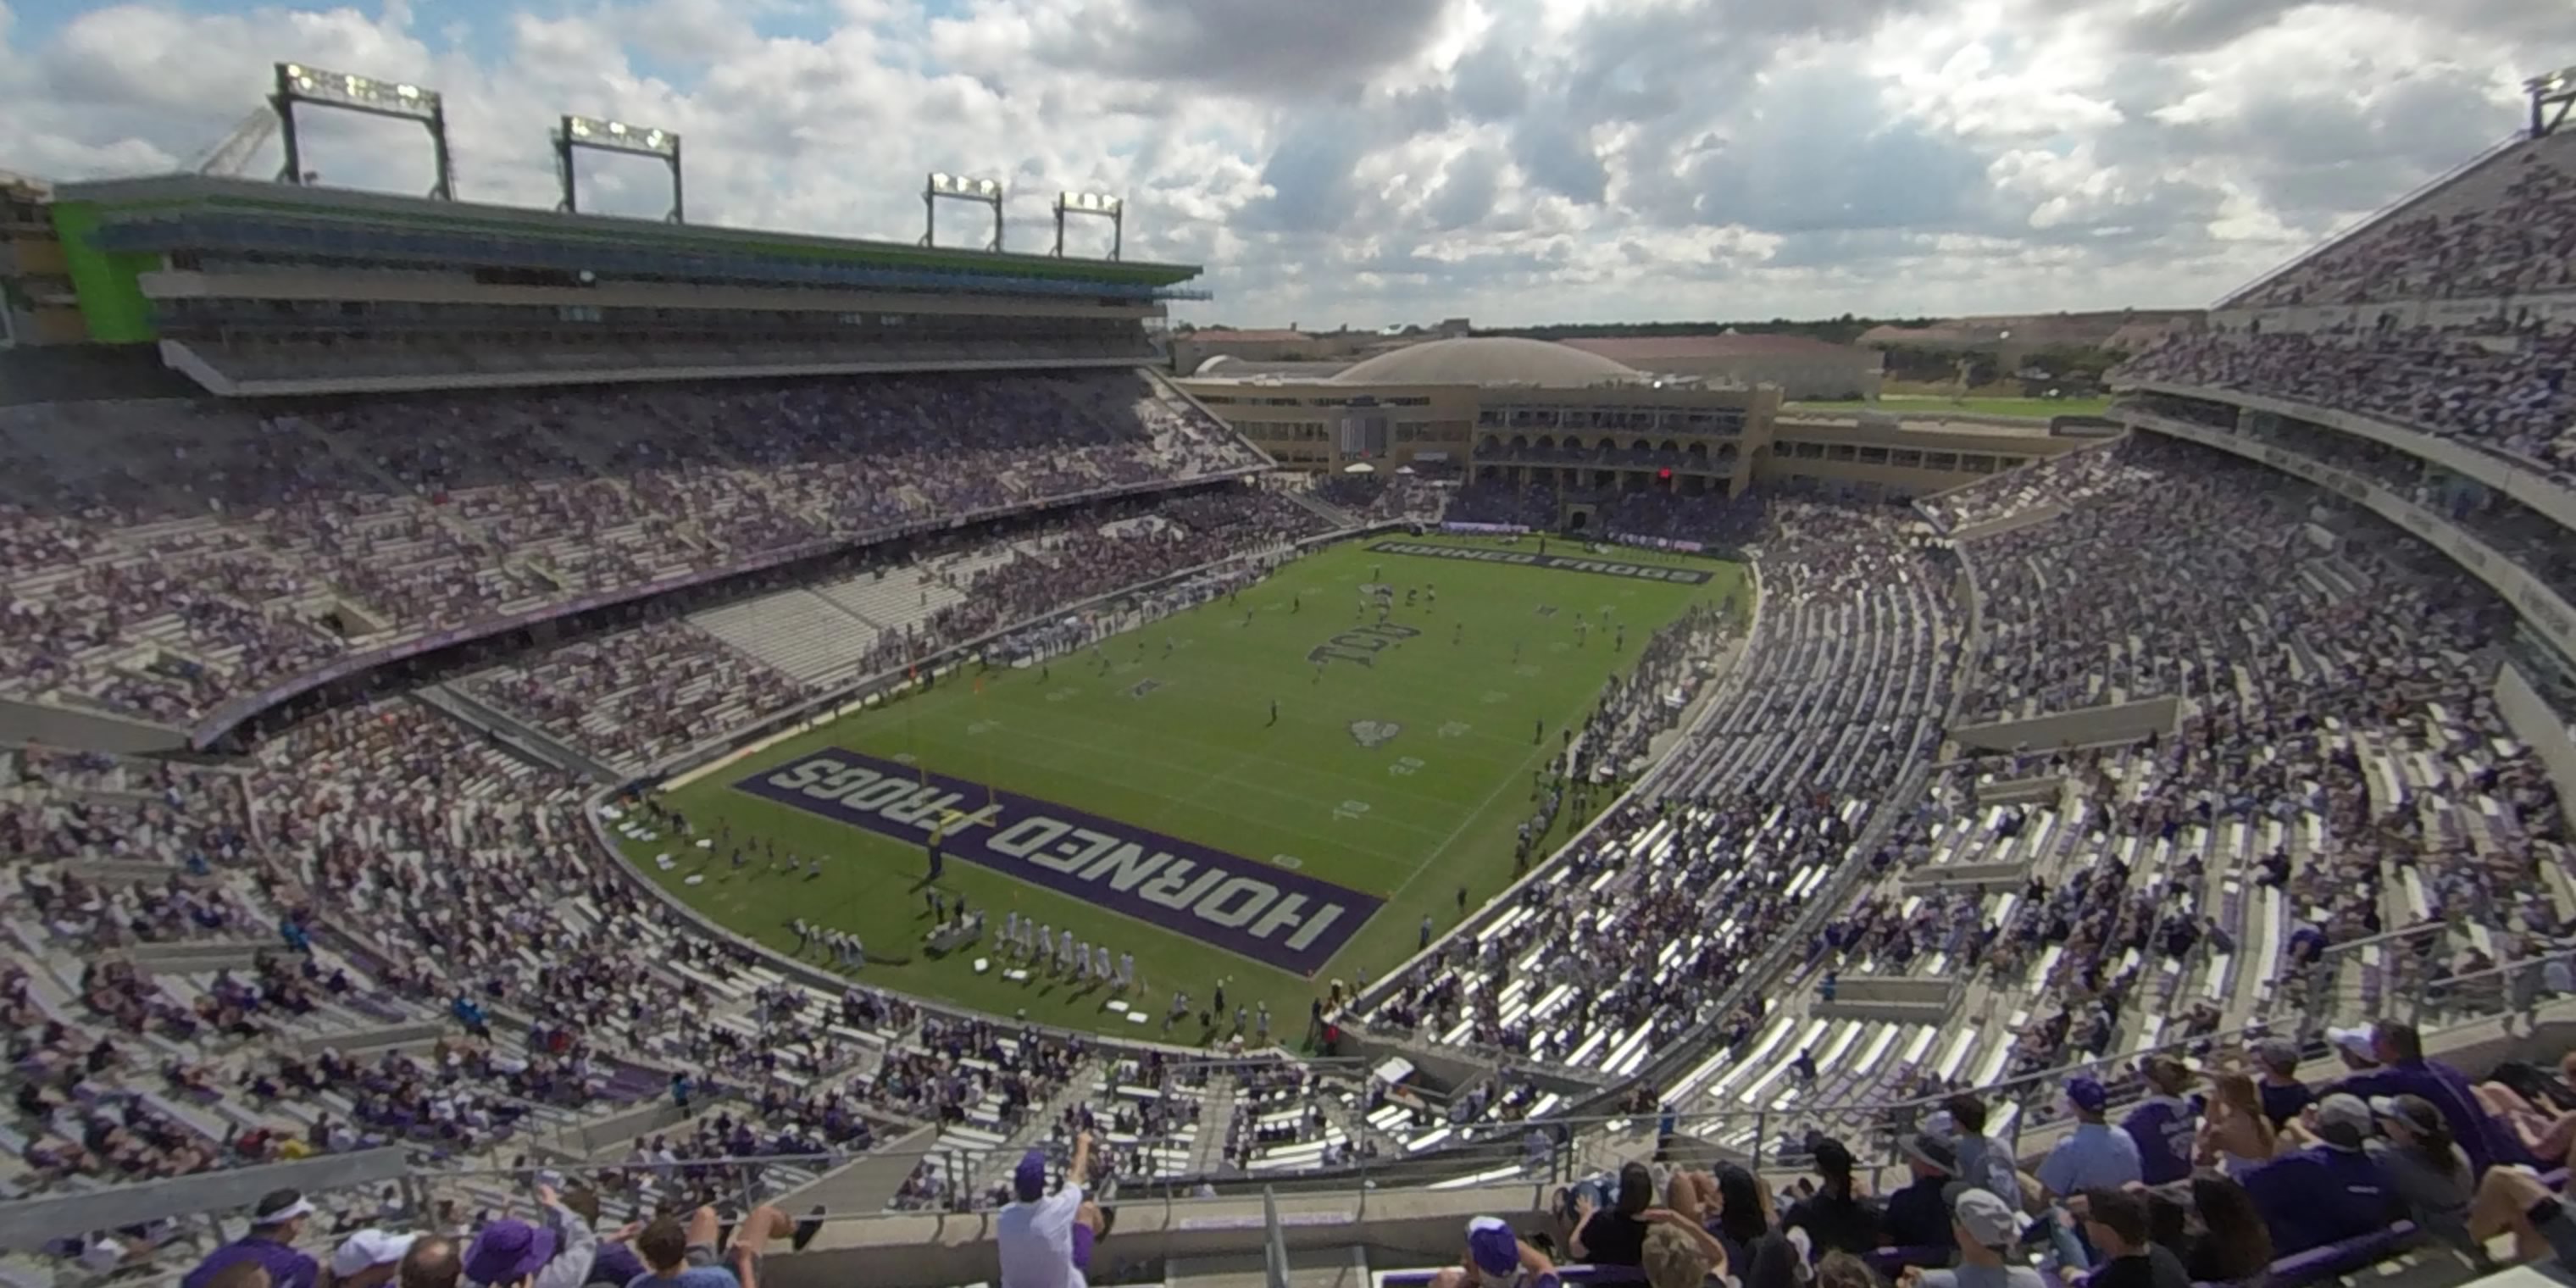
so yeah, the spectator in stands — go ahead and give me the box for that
[2472,1161,2576,1270]
[2251,1037,2314,1129]
[2035,1078,2141,1200]
[2075,1188,2188,1288]
[203,1264,269,1288]
[2172,1177,2270,1285]
[2368,1094,2476,1253]
[331,1231,421,1288]
[2196,1072,2279,1172]
[998,1134,1109,1288]
[1569,1162,1654,1265]
[627,1203,788,1288]
[1815,1252,1881,1288]
[181,1188,320,1288]
[1638,1219,1729,1288]
[2237,1094,2396,1257]
[1898,1186,2041,1288]
[1937,1095,2024,1208]
[401,1238,462,1288]
[1783,1137,1883,1257]
[464,1185,597,1288]
[1666,1162,1779,1273]
[2333,1019,2532,1174]
[1431,1216,1561,1288]
[2121,1057,2200,1185]
[2324,1027,2379,1073]
[1885,1133,1959,1248]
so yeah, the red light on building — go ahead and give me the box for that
[1657,467,1674,480]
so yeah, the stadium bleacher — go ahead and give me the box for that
[18,72,2576,1288]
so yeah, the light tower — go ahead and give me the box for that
[271,62,452,198]
[923,173,1004,252]
[555,114,685,222]
[2530,65,2576,137]
[1052,191,1124,260]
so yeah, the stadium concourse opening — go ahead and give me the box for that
[615,533,1749,1041]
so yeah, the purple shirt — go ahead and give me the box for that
[2239,1145,2396,1255]
[2121,1096,2199,1185]
[2335,1059,2533,1175]
[183,1237,319,1288]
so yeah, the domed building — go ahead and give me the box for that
[1173,331,2089,505]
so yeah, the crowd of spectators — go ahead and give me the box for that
[0,370,1261,725]
[2117,325,2576,478]
[2224,128,2576,308]
[1363,499,1961,1075]
[1311,473,1454,525]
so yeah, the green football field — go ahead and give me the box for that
[614,536,1747,1042]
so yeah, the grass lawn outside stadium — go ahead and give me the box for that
[613,534,1750,1042]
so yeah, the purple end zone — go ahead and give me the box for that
[732,747,1383,975]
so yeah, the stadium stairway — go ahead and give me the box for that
[1283,491,1363,531]
[1186,1077,1240,1176]
[966,1057,1113,1196]
[414,684,620,782]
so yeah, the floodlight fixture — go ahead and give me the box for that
[1052,190,1124,260]
[2530,64,2576,137]
[923,171,1004,252]
[271,61,452,198]
[556,114,686,222]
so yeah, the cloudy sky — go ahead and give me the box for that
[0,0,2560,329]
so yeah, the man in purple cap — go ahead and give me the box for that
[183,1189,321,1288]
[464,1185,597,1288]
[2034,1077,2141,1202]
[1428,1217,1559,1288]
[997,1131,1108,1288]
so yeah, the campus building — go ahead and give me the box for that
[1176,335,2096,498]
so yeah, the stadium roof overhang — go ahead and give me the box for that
[53,175,1208,302]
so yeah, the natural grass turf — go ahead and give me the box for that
[614,535,1746,1044]
[1785,395,2114,419]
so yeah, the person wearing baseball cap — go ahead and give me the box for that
[183,1189,321,1288]
[2323,1027,2379,1071]
[1885,1133,1960,1248]
[1898,1187,2042,1288]
[2368,1094,2475,1252]
[2250,1035,2314,1129]
[2333,1018,2536,1175]
[997,1131,1109,1288]
[2035,1077,2141,1202]
[1430,1217,1559,1288]
[1782,1136,1885,1257]
[330,1230,421,1288]
[2237,1093,2399,1257]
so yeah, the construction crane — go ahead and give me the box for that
[186,106,281,178]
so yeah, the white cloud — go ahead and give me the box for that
[0,0,2558,327]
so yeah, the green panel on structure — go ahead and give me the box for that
[91,192,1202,289]
[50,202,163,343]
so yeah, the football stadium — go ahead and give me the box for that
[2,47,2575,1288]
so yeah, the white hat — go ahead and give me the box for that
[330,1230,419,1279]
[2325,1026,2377,1061]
